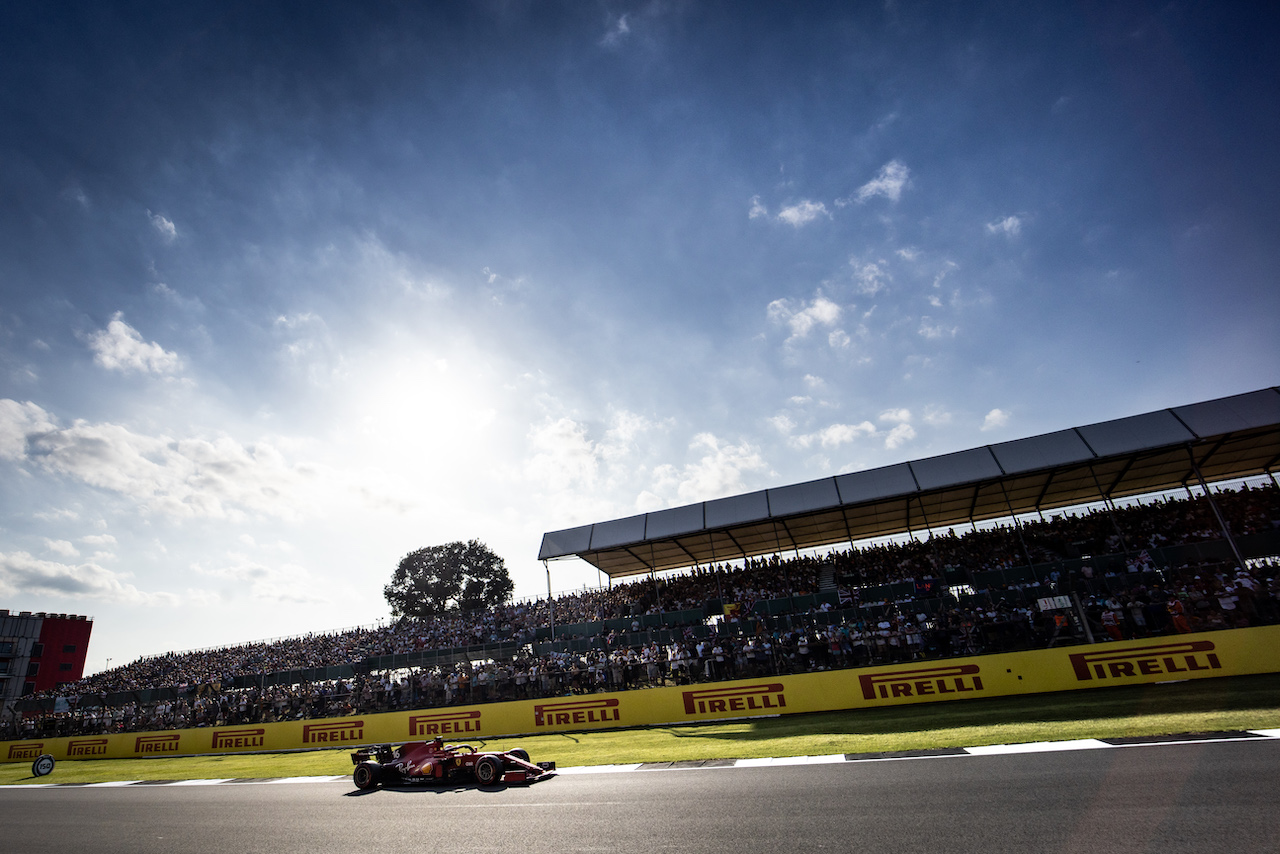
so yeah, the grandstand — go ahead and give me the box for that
[538,386,1280,579]
[5,387,1278,740]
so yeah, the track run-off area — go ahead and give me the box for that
[3,734,1279,854]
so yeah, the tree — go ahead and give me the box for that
[384,539,514,619]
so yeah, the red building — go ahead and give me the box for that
[0,610,93,715]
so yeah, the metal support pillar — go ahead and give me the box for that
[544,560,555,641]
[1086,464,1133,557]
[1186,446,1249,571]
[997,480,1037,571]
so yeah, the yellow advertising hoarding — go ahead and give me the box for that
[5,625,1278,763]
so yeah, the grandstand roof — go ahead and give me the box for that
[538,387,1280,580]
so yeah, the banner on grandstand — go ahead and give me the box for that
[4,625,1278,763]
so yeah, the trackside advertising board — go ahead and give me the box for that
[5,625,1278,762]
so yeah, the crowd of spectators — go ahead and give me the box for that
[4,481,1278,740]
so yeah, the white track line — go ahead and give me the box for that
[735,754,848,767]
[965,739,1112,755]
[557,763,643,775]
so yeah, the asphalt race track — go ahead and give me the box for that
[3,739,1278,854]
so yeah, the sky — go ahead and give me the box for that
[1,1,1277,674]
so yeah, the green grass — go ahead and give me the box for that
[4,674,1279,786]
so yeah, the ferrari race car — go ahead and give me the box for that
[351,737,556,790]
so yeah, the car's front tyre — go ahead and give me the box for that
[474,755,502,786]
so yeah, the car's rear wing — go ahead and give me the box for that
[350,744,395,765]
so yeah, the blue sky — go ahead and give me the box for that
[1,1,1276,673]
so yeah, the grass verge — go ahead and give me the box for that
[4,674,1279,786]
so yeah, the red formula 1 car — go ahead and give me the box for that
[350,737,556,790]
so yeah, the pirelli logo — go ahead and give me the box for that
[1069,641,1222,682]
[212,728,266,749]
[302,720,365,744]
[135,734,181,754]
[7,742,44,760]
[533,698,620,728]
[859,664,985,701]
[682,683,787,716]
[68,738,109,757]
[409,710,481,737]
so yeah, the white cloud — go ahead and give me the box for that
[855,160,910,202]
[87,313,182,375]
[986,215,1022,236]
[33,508,79,523]
[0,399,57,459]
[933,260,959,288]
[354,233,451,300]
[192,554,326,605]
[655,433,769,504]
[2,400,325,521]
[601,409,667,463]
[748,195,768,219]
[923,405,952,426]
[604,409,658,445]
[148,210,177,242]
[870,111,899,133]
[918,317,958,339]
[238,533,296,552]
[44,538,80,558]
[776,200,829,227]
[478,266,528,306]
[783,409,916,450]
[62,185,90,210]
[154,282,205,313]
[767,294,843,342]
[273,312,346,386]
[769,414,796,435]
[525,417,600,492]
[601,13,630,46]
[787,421,876,450]
[815,422,877,448]
[851,259,890,295]
[884,422,917,450]
[982,408,1010,431]
[0,550,178,604]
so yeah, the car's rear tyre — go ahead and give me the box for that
[31,754,55,777]
[474,755,502,786]
[508,748,530,764]
[353,762,382,790]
